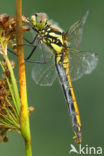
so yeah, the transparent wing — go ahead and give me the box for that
[31,44,57,86]
[68,10,89,47]
[69,49,98,81]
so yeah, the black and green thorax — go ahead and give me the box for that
[35,25,69,55]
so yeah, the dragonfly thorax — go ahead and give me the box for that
[37,25,69,55]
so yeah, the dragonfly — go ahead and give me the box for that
[25,11,98,144]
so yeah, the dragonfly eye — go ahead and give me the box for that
[31,15,36,26]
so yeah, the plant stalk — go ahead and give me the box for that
[16,0,32,156]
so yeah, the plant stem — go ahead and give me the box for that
[1,55,21,116]
[16,0,32,156]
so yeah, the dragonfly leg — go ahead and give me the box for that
[7,35,38,61]
[7,48,17,56]
[7,46,47,64]
[8,45,37,59]
[8,34,47,64]
[8,47,38,62]
[18,43,35,47]
[25,46,37,60]
[23,34,38,44]
[24,37,47,64]
[17,34,38,47]
[25,45,47,64]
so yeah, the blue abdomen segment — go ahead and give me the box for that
[55,59,81,143]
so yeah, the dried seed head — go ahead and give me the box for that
[29,106,35,116]
[0,88,7,96]
[0,96,5,104]
[4,69,10,77]
[0,59,20,143]
[1,60,15,80]
[0,13,30,55]
[22,15,29,23]
[0,14,9,25]
[1,60,7,68]
[0,80,6,88]
[0,127,9,143]
[3,136,8,143]
[22,26,30,32]
[1,108,7,115]
[10,60,15,69]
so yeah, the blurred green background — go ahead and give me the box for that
[0,0,104,155]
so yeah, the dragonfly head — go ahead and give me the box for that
[31,12,48,31]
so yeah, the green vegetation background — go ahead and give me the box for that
[0,0,104,155]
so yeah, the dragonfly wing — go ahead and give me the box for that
[31,44,57,86]
[69,49,98,81]
[68,10,89,47]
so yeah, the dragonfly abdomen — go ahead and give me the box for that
[55,56,81,143]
